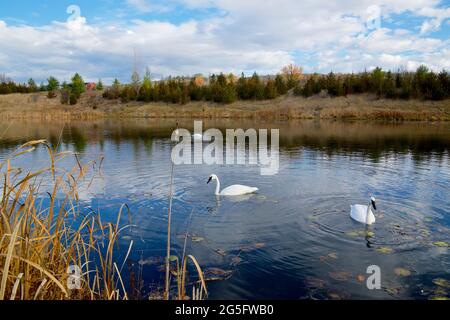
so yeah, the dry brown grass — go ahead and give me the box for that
[0,140,134,300]
[0,139,206,300]
[0,92,449,121]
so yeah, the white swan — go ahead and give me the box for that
[350,197,377,225]
[207,174,258,196]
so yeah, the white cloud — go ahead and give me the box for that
[417,6,450,34]
[0,0,449,82]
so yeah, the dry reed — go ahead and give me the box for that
[0,139,207,300]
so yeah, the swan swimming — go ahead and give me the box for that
[207,174,258,196]
[350,197,377,225]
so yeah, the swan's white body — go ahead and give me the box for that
[207,174,258,196]
[350,197,377,225]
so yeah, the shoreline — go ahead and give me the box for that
[1,92,449,121]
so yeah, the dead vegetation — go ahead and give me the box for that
[0,91,449,121]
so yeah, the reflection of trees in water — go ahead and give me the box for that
[0,120,449,164]
[278,134,449,163]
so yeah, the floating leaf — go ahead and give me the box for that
[191,236,205,242]
[327,252,338,260]
[433,278,450,288]
[385,286,404,296]
[327,290,350,300]
[214,249,226,257]
[356,275,365,282]
[376,247,393,254]
[429,296,450,300]
[305,277,326,289]
[345,230,373,237]
[204,268,233,279]
[433,287,448,296]
[329,271,351,281]
[394,267,411,277]
[240,242,266,252]
[148,292,164,300]
[433,241,449,247]
[231,256,242,266]
[366,231,375,238]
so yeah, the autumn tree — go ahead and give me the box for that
[281,64,303,89]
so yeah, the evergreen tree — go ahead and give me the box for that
[326,72,339,96]
[138,73,152,102]
[97,79,104,91]
[370,67,384,96]
[47,77,60,91]
[438,70,450,98]
[248,72,264,100]
[237,73,250,100]
[27,78,38,92]
[39,82,46,92]
[71,73,85,99]
[275,75,288,95]
[264,78,278,99]
[383,71,396,99]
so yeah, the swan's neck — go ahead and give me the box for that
[366,202,372,220]
[214,178,221,196]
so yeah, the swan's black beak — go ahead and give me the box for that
[371,200,377,210]
[207,177,212,184]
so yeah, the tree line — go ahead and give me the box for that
[295,66,449,100]
[0,73,104,104]
[1,65,449,105]
[102,71,294,104]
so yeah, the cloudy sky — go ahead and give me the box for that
[0,0,449,83]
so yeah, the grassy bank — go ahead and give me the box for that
[0,92,449,121]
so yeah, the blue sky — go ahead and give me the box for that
[0,0,448,83]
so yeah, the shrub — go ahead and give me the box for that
[69,93,78,105]
[60,88,70,104]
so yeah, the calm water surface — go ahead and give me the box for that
[1,119,449,300]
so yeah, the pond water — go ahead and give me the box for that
[1,119,449,300]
